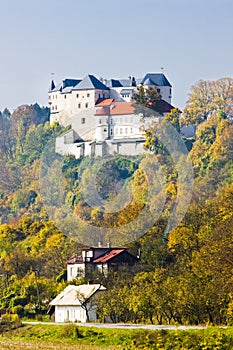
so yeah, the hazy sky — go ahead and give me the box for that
[1,0,233,111]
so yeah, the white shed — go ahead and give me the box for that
[49,284,106,323]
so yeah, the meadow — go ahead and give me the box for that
[0,323,233,349]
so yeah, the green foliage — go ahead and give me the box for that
[132,85,162,118]
[0,83,233,327]
[1,324,233,350]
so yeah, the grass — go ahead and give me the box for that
[0,323,233,349]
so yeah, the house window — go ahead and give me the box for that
[104,128,107,132]
[120,128,123,134]
[78,103,81,108]
[110,129,113,135]
[64,95,66,99]
[157,88,161,93]
[103,93,105,98]
[76,268,84,277]
[125,128,128,134]
[76,94,79,98]
[87,93,90,97]
[110,118,113,124]
[115,128,118,134]
[81,118,85,124]
[131,128,133,134]
[85,103,88,108]
[99,119,102,124]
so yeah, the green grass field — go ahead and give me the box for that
[0,323,233,349]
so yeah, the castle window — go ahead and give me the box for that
[125,128,128,134]
[99,119,102,124]
[78,103,81,108]
[120,128,123,134]
[110,118,113,124]
[85,103,88,108]
[115,128,118,134]
[81,118,85,124]
[170,88,172,94]
[104,128,107,132]
[87,93,90,98]
[110,129,113,135]
[157,88,161,93]
[103,93,105,98]
[64,95,66,99]
[76,94,79,98]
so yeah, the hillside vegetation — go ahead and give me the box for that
[0,78,232,325]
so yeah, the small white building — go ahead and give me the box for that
[49,284,106,323]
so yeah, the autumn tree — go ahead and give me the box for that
[183,77,233,125]
[132,85,162,118]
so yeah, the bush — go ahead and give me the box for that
[61,324,82,339]
[10,305,24,317]
[0,313,22,333]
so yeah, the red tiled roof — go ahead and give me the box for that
[95,106,110,116]
[95,102,135,116]
[95,99,114,107]
[110,102,135,115]
[93,249,126,263]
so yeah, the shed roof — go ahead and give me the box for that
[50,284,106,306]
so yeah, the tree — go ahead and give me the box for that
[183,78,233,125]
[164,108,181,133]
[132,86,162,118]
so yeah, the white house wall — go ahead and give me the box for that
[54,305,97,323]
[54,305,85,323]
[67,263,86,281]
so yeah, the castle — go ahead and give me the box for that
[48,72,175,157]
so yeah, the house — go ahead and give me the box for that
[67,245,140,281]
[49,284,106,323]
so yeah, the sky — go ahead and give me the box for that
[1,0,233,111]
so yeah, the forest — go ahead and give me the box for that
[0,77,232,326]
